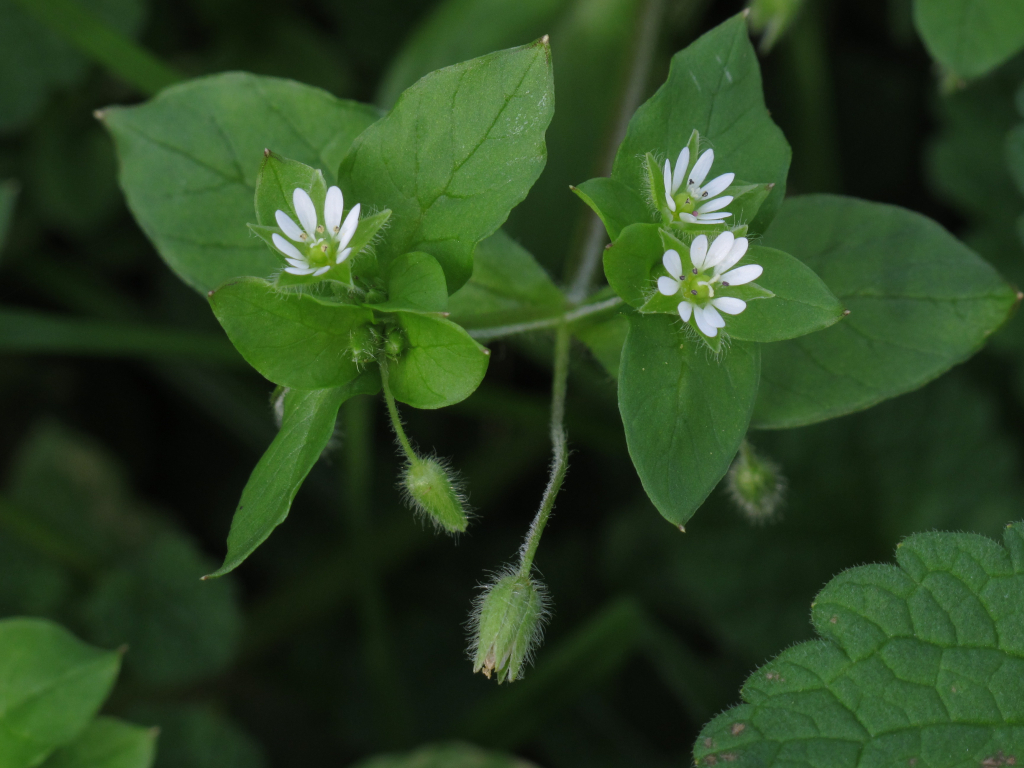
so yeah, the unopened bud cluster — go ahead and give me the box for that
[727,441,786,524]
[349,323,407,367]
[401,455,469,533]
[470,570,549,683]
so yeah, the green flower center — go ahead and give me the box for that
[672,192,697,214]
[679,269,716,304]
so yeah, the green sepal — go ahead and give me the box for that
[254,151,328,228]
[387,312,491,409]
[208,276,374,389]
[572,177,652,241]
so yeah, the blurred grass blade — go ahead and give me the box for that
[0,180,18,259]
[0,308,244,365]
[456,597,646,749]
[11,0,182,95]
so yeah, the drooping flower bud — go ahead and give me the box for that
[349,324,378,367]
[727,441,786,524]
[401,455,469,533]
[383,326,407,358]
[470,570,549,683]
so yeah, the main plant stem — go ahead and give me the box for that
[518,323,571,574]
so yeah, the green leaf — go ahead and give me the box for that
[352,742,539,768]
[208,376,379,578]
[572,177,652,241]
[753,195,1018,429]
[602,223,663,308]
[0,178,17,257]
[611,15,790,235]
[208,277,374,389]
[125,704,266,768]
[723,246,845,343]
[913,0,1024,79]
[101,72,379,293]
[694,521,1024,766]
[39,718,155,768]
[618,314,760,526]
[339,41,555,293]
[448,229,565,332]
[388,313,491,409]
[80,531,242,686]
[367,251,449,313]
[0,617,121,768]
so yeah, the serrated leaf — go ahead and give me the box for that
[102,73,379,293]
[694,522,1024,766]
[39,717,156,768]
[80,531,242,686]
[340,41,554,292]
[388,313,490,409]
[752,195,1018,429]
[208,277,373,390]
[367,251,448,313]
[611,14,790,235]
[207,375,379,578]
[0,617,121,768]
[913,0,1024,79]
[618,314,760,526]
[352,742,539,768]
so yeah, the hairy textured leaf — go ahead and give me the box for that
[102,73,379,293]
[913,0,1024,79]
[207,375,379,578]
[353,742,539,768]
[388,313,491,409]
[209,277,373,390]
[340,41,554,292]
[611,14,790,234]
[618,314,760,526]
[40,718,155,768]
[695,522,1024,766]
[754,195,1017,429]
[0,617,121,768]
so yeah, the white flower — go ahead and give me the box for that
[272,186,361,276]
[657,231,763,338]
[662,146,735,224]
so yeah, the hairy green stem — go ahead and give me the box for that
[379,360,417,463]
[518,324,571,574]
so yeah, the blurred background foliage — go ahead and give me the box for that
[1,0,1023,765]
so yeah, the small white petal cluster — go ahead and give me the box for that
[662,147,734,224]
[273,186,361,276]
[658,231,762,338]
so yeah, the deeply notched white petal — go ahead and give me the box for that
[692,305,718,337]
[284,266,318,275]
[324,186,344,235]
[704,231,735,270]
[715,238,749,275]
[672,147,689,194]
[678,301,693,322]
[704,304,726,328]
[712,297,746,315]
[697,195,733,214]
[658,276,680,296]
[313,266,331,276]
[336,247,352,264]
[293,188,318,238]
[272,233,303,260]
[720,264,763,286]
[699,172,734,199]
[696,212,731,222]
[662,249,683,279]
[663,160,676,212]
[337,204,360,248]
[689,149,714,187]
[275,210,305,242]
[689,235,709,270]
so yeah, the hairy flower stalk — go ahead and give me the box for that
[658,231,763,338]
[663,146,734,223]
[273,186,361,276]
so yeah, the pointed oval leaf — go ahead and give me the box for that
[101,73,379,293]
[753,195,1018,429]
[913,0,1024,79]
[612,15,790,234]
[39,717,156,768]
[619,314,760,526]
[0,617,121,768]
[208,277,373,389]
[572,178,652,241]
[366,251,449,313]
[695,521,1024,766]
[339,41,555,293]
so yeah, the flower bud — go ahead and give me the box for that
[470,570,549,683]
[349,324,378,366]
[383,326,407,358]
[727,441,786,524]
[401,455,469,533]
